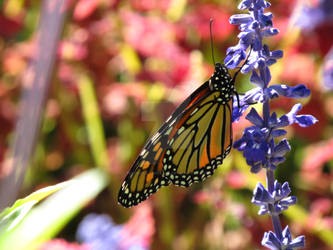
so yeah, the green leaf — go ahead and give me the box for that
[0,181,71,232]
[78,74,109,169]
[0,168,109,250]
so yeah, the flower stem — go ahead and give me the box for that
[263,92,283,240]
[266,168,283,240]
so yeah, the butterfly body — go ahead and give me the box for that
[118,63,235,207]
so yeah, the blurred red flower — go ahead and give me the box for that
[302,138,333,189]
[281,52,315,88]
[39,239,89,250]
[130,0,170,12]
[73,0,100,21]
[225,171,246,189]
[122,12,190,86]
[101,82,146,116]
[120,203,155,249]
[185,4,233,42]
[0,16,22,38]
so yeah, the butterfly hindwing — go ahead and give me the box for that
[118,133,171,207]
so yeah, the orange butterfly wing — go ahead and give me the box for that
[118,63,234,207]
[118,82,212,207]
[163,97,233,187]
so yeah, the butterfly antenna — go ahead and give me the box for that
[209,18,216,65]
[232,45,253,110]
[232,45,253,83]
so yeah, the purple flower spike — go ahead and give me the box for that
[76,214,124,250]
[227,0,314,246]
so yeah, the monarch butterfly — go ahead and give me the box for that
[118,62,238,208]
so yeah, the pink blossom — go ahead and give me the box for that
[39,239,89,250]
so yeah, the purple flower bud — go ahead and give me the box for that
[230,14,253,24]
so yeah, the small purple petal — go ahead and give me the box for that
[250,163,262,173]
[273,139,291,157]
[262,44,270,56]
[238,0,252,10]
[276,114,291,127]
[253,37,263,51]
[285,103,302,123]
[295,115,318,127]
[252,182,273,203]
[268,112,277,126]
[266,58,277,66]
[257,57,266,68]
[262,231,281,249]
[246,108,264,126]
[265,87,279,99]
[239,31,256,45]
[225,49,247,69]
[282,226,292,241]
[270,156,285,165]
[280,182,292,197]
[269,84,310,98]
[244,142,267,162]
[250,70,265,87]
[262,28,279,36]
[230,14,253,24]
[271,129,287,137]
[289,235,306,249]
[271,49,283,59]
[250,20,260,30]
[280,196,297,207]
[233,138,246,150]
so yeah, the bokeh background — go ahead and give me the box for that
[0,0,332,249]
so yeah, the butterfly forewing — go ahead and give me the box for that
[163,91,233,187]
[118,63,234,207]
